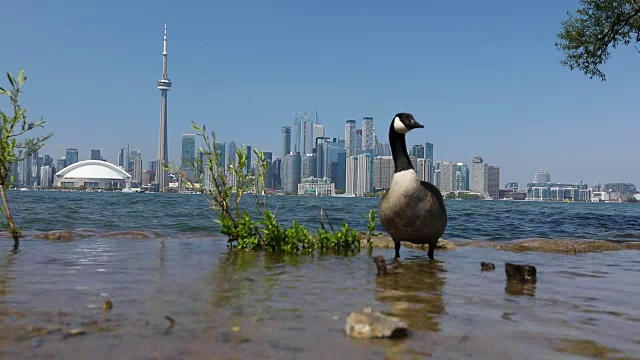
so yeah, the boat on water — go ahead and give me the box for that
[332,193,356,198]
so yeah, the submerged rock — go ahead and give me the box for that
[481,262,496,271]
[345,307,408,339]
[103,230,164,239]
[373,256,388,275]
[35,230,84,241]
[505,263,537,283]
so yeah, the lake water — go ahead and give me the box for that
[1,192,639,359]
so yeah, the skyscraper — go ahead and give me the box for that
[181,134,196,180]
[411,144,425,158]
[157,22,172,192]
[281,126,291,158]
[90,149,101,161]
[471,156,489,197]
[488,166,500,199]
[455,162,470,191]
[65,148,78,166]
[362,117,375,153]
[345,120,356,156]
[227,141,237,167]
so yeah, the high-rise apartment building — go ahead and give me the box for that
[40,165,53,188]
[455,163,470,191]
[355,129,362,155]
[356,153,374,196]
[436,161,456,194]
[488,165,500,199]
[417,158,432,183]
[345,155,358,196]
[362,117,375,153]
[373,156,394,191]
[345,120,357,156]
[471,156,489,197]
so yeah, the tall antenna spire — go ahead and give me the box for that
[162,22,168,78]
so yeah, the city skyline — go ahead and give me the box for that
[3,0,639,188]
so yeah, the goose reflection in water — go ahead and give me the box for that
[374,257,446,333]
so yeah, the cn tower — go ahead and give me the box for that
[156,22,171,192]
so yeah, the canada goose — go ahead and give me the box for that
[378,113,447,259]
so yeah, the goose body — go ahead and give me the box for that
[378,113,447,259]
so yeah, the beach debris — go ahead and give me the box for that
[373,256,388,275]
[103,299,113,311]
[505,263,537,283]
[165,316,175,331]
[481,262,496,271]
[63,328,86,339]
[345,307,408,339]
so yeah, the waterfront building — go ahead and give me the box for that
[411,144,425,159]
[471,156,489,197]
[505,182,519,190]
[417,158,432,183]
[181,134,196,180]
[281,126,291,158]
[488,165,500,199]
[40,166,53,188]
[533,171,551,184]
[526,182,590,201]
[281,152,301,193]
[301,153,317,179]
[345,155,358,196]
[90,149,101,161]
[345,120,357,157]
[362,117,375,153]
[373,156,394,191]
[456,162,470,191]
[436,161,456,194]
[297,177,335,196]
[65,148,79,167]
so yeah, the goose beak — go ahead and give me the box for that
[412,121,424,129]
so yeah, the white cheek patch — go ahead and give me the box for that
[393,117,409,134]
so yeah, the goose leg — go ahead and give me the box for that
[427,243,435,260]
[394,241,401,258]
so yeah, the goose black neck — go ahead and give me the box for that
[389,123,414,173]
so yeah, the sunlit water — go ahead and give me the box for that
[0,191,639,359]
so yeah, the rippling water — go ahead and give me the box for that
[9,191,640,241]
[1,191,639,359]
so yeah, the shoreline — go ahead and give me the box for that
[2,230,639,254]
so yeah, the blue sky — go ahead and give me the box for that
[2,0,639,188]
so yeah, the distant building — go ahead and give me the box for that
[362,117,375,153]
[181,134,196,180]
[435,161,456,194]
[55,160,131,189]
[281,152,301,193]
[345,120,357,157]
[373,156,394,191]
[65,148,79,167]
[505,182,519,190]
[456,163,469,191]
[533,171,551,184]
[281,126,291,158]
[298,177,335,196]
[470,156,488,196]
[90,149,101,161]
[301,153,317,179]
[488,165,500,199]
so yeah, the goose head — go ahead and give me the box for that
[392,113,424,135]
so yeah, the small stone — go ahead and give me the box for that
[103,299,113,311]
[345,308,408,339]
[481,262,496,271]
[65,328,86,338]
[505,263,537,283]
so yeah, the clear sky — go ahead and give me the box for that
[2,0,639,188]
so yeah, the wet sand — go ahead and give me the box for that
[0,234,639,359]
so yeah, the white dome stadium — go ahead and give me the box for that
[55,160,131,189]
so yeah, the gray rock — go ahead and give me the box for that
[344,307,408,339]
[505,263,537,283]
